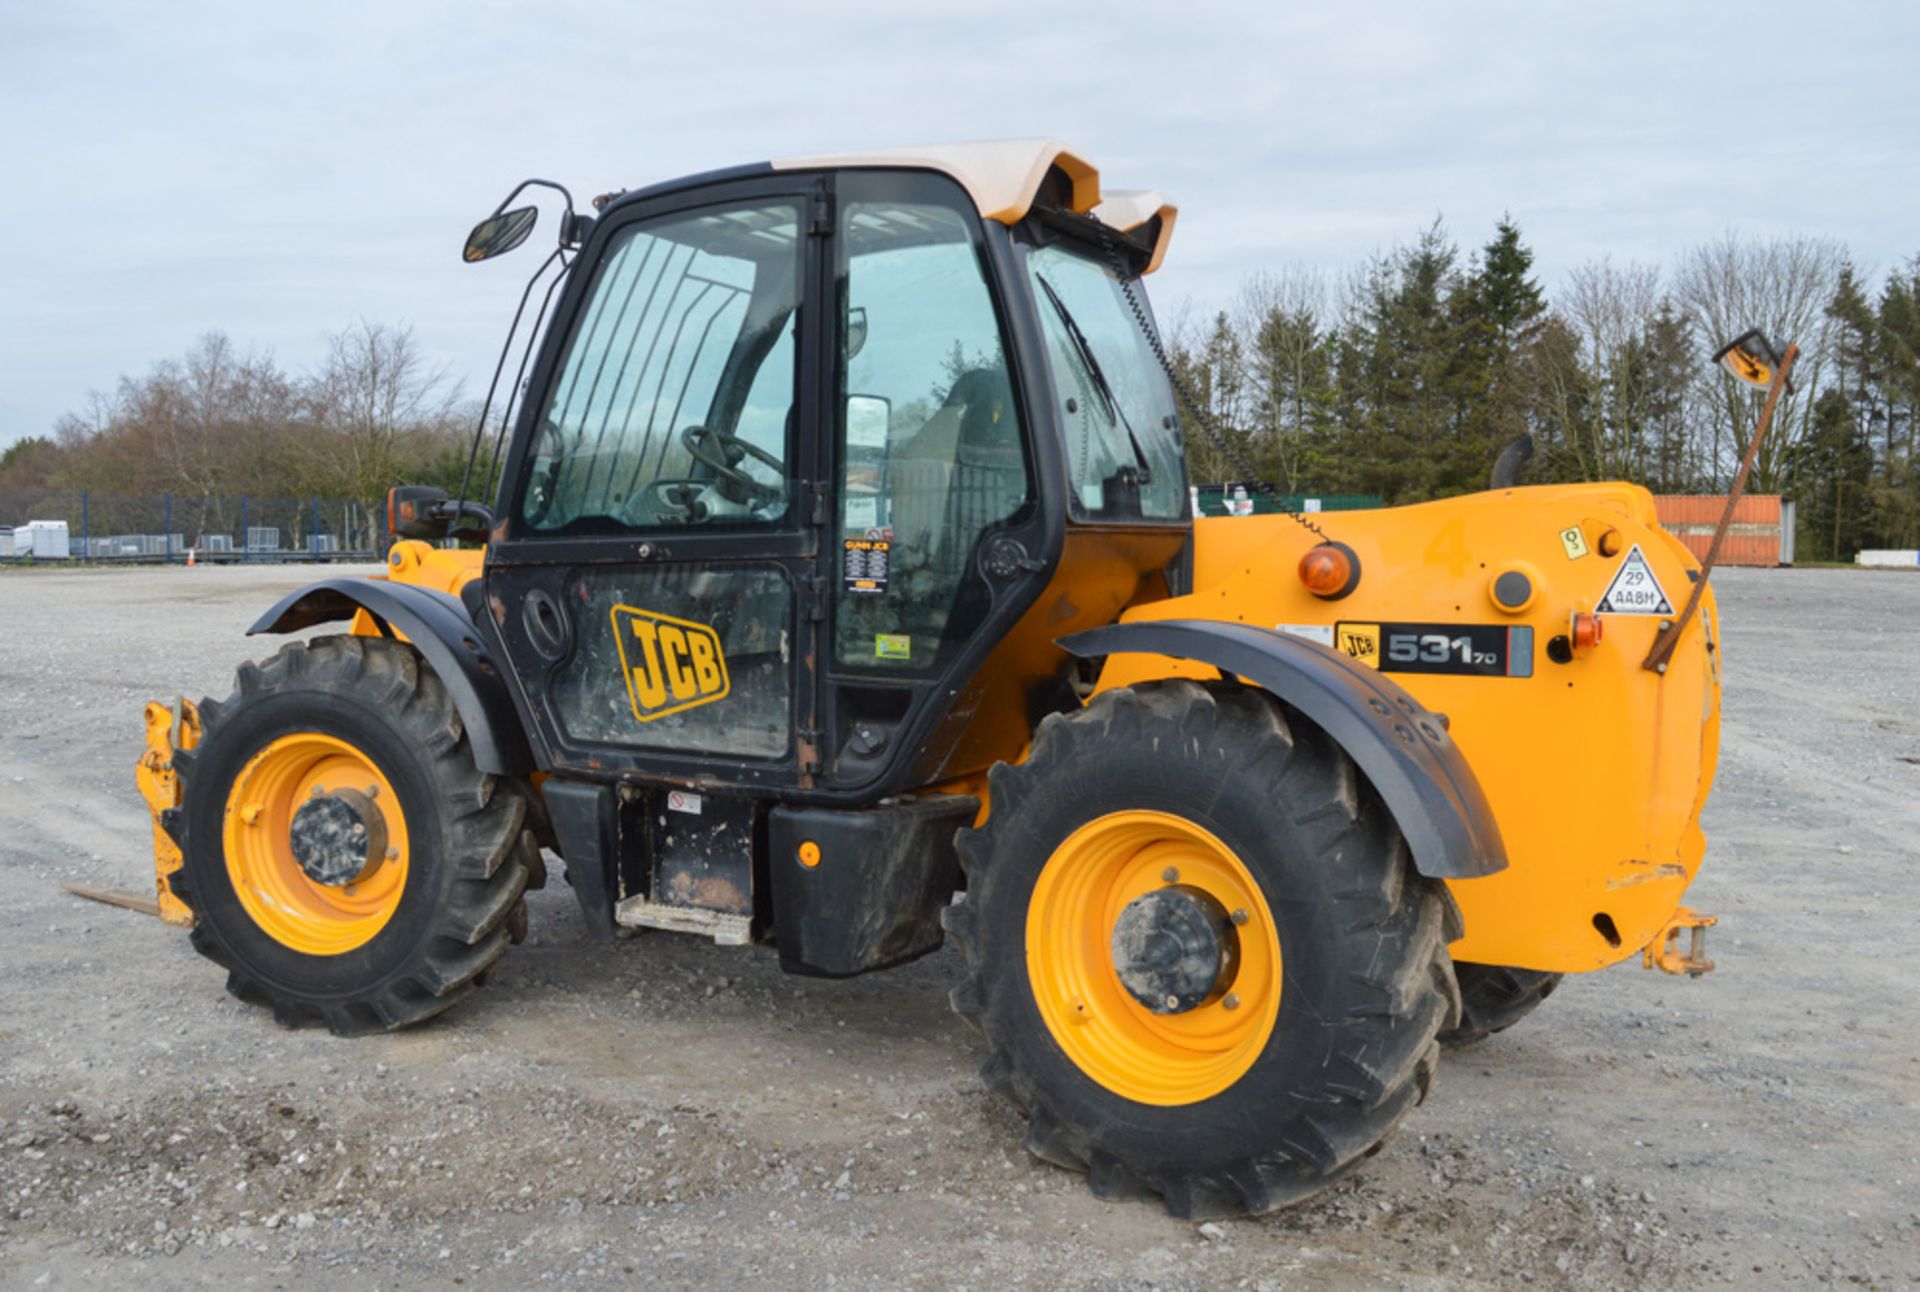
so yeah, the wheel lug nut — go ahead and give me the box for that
[1161,867,1180,884]
[1164,994,1181,1010]
[385,847,399,861]
[366,785,379,798]
[1231,908,1249,926]
[1223,993,1241,1011]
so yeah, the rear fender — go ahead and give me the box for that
[249,578,537,775]
[1059,619,1506,880]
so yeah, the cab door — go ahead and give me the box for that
[820,169,1045,788]
[484,176,830,791]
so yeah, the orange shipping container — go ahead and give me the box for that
[1652,494,1791,566]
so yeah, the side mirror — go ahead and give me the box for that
[463,205,539,263]
[846,393,891,449]
[846,306,869,361]
[1712,328,1791,392]
[389,485,452,540]
[387,486,496,543]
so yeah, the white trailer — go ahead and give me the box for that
[23,520,71,559]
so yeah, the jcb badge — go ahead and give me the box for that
[610,606,730,723]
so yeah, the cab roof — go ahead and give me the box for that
[772,139,1177,273]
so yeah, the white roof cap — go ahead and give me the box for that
[771,138,1176,272]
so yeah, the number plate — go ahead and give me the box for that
[1333,622,1533,678]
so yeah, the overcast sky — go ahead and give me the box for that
[2,0,1914,448]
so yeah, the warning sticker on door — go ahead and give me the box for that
[1559,524,1590,560]
[1595,544,1673,615]
[842,538,891,595]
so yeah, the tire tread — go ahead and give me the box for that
[171,634,532,1036]
[949,679,1455,1218]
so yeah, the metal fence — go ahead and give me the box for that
[0,490,384,563]
[1193,484,1381,518]
[3,483,1388,562]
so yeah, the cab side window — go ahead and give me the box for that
[834,176,1030,672]
[521,201,800,533]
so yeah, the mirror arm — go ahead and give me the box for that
[426,498,496,542]
[490,178,583,247]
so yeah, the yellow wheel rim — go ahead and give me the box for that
[1025,810,1281,1106]
[222,733,410,955]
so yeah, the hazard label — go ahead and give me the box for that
[1595,544,1673,615]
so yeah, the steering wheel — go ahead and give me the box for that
[682,425,784,504]
[635,479,710,524]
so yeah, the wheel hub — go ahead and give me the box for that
[288,787,386,887]
[1110,884,1240,1015]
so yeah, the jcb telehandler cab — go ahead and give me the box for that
[140,141,1725,1217]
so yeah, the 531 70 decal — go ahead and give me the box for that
[1336,621,1534,678]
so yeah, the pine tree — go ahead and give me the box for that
[1449,217,1548,490]
[1473,217,1547,345]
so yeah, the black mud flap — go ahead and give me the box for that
[768,796,978,978]
[541,779,630,940]
[1059,619,1506,880]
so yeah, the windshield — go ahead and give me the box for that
[1025,243,1187,520]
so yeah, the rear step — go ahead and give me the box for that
[615,894,751,946]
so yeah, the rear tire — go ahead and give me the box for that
[944,681,1459,1217]
[1439,963,1563,1045]
[170,635,534,1036]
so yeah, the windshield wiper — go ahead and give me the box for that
[1035,274,1154,485]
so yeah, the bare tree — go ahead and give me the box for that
[1673,232,1844,489]
[1546,258,1676,481]
[304,321,464,510]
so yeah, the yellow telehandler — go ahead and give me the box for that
[138,140,1734,1217]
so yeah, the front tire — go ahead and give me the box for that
[945,681,1459,1217]
[170,635,534,1035]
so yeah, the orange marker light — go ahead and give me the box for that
[1298,544,1357,600]
[798,840,822,869]
[1572,612,1604,651]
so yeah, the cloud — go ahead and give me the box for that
[2,0,1914,445]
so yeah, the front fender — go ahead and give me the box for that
[249,578,537,775]
[1059,619,1506,880]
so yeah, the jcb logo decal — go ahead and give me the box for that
[1337,623,1381,668]
[610,606,729,723]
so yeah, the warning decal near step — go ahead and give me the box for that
[1595,544,1673,615]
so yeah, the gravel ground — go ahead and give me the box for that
[0,563,1915,1290]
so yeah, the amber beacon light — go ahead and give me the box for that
[1298,542,1360,600]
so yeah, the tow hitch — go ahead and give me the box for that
[1644,906,1716,977]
